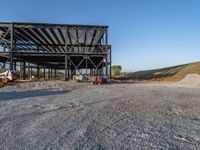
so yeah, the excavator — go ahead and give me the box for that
[0,70,14,83]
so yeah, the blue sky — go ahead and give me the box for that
[1,0,200,71]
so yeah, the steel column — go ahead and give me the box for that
[48,68,50,78]
[64,28,68,80]
[105,56,108,77]
[22,61,26,80]
[43,68,45,79]
[106,29,110,78]
[68,60,70,79]
[20,62,22,79]
[86,56,88,74]
[65,55,68,80]
[10,23,14,71]
[28,63,30,79]
[30,67,32,80]
[14,61,17,72]
[3,46,6,69]
[110,47,112,78]
[54,69,56,78]
[50,69,52,78]
[37,64,40,79]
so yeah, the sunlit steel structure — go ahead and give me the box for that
[0,22,111,80]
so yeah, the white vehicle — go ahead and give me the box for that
[0,70,14,83]
[73,74,88,82]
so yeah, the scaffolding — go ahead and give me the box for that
[0,22,111,80]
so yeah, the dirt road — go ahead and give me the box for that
[0,81,200,149]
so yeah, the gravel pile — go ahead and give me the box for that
[0,81,200,149]
[14,80,86,91]
[178,74,200,87]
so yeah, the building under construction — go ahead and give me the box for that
[0,22,111,80]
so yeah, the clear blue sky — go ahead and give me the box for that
[1,0,200,71]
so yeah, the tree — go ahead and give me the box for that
[111,65,122,76]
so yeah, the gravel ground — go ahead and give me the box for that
[0,80,200,149]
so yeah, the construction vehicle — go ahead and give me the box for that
[89,76,107,85]
[73,74,88,82]
[0,70,14,83]
[73,74,108,85]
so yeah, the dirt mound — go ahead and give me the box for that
[178,74,200,87]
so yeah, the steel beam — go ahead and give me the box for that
[57,28,65,44]
[89,30,97,52]
[1,22,108,29]
[67,29,72,46]
[50,28,65,51]
[69,56,85,76]
[41,28,61,53]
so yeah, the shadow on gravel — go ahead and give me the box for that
[0,89,67,101]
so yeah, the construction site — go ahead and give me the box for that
[0,22,111,82]
[1,22,200,149]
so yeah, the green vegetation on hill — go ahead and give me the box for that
[119,61,200,81]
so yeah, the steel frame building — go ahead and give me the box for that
[0,22,111,80]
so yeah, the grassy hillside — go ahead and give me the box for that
[118,61,200,81]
